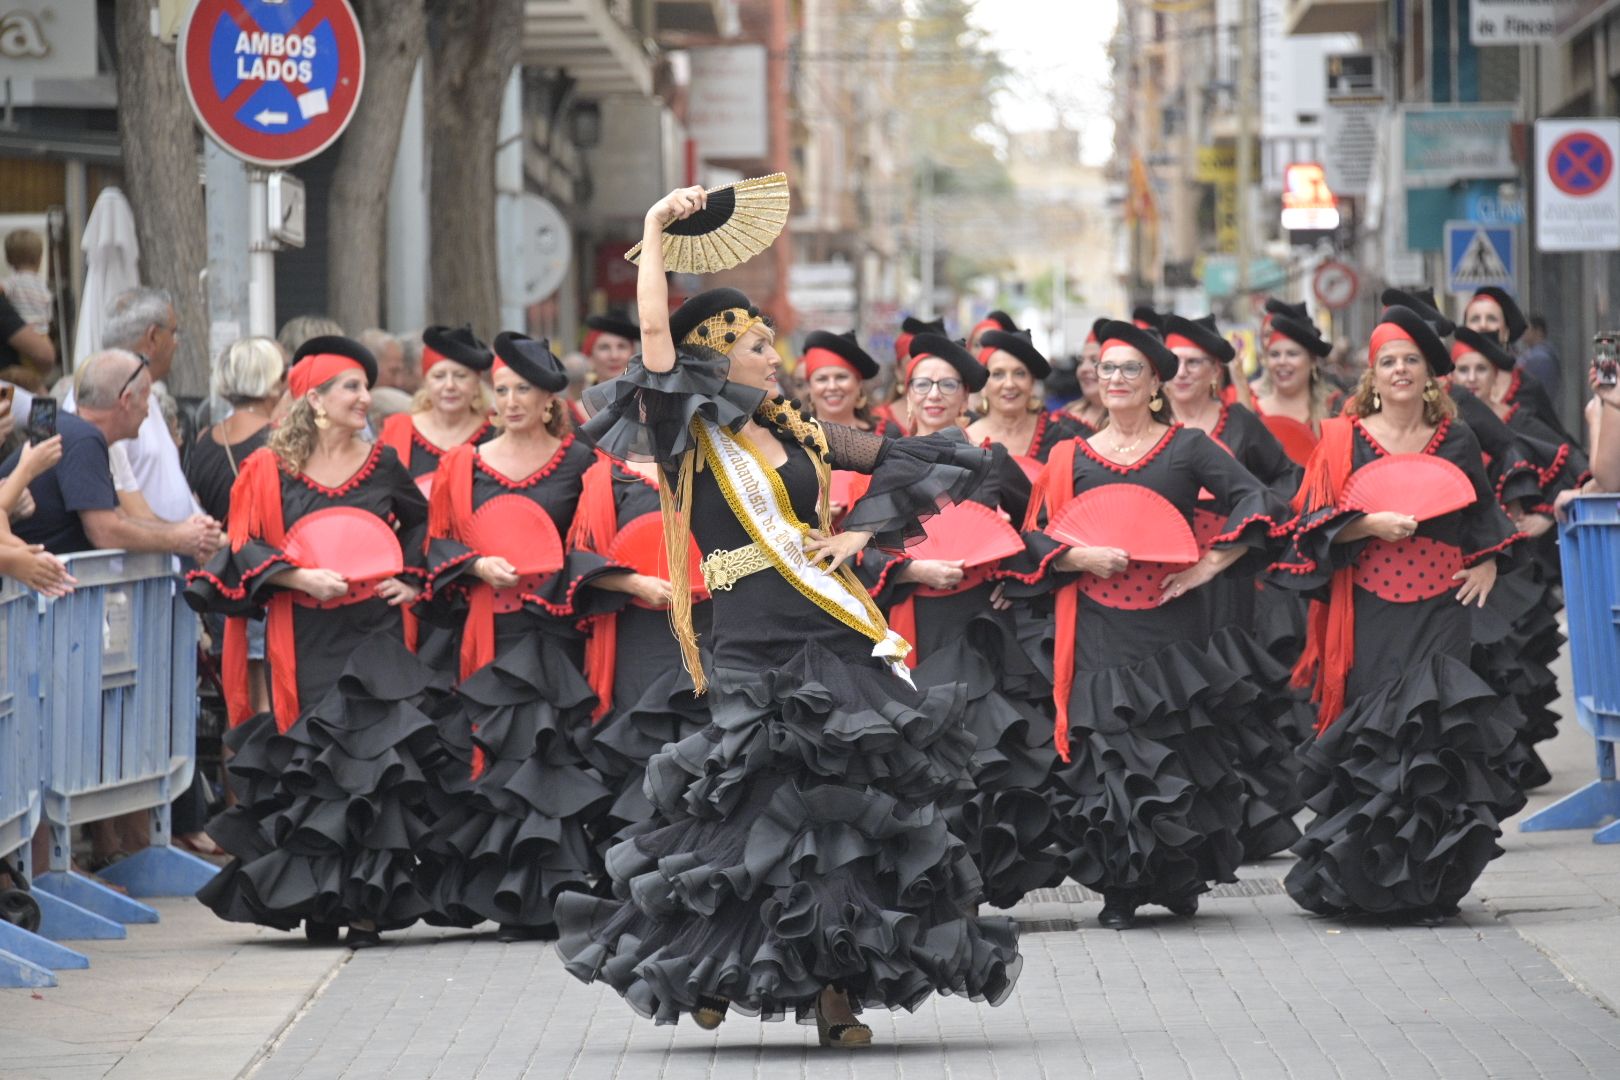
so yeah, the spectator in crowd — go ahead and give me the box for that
[2,229,52,334]
[277,313,345,359]
[358,328,414,417]
[1588,369,1620,492]
[0,288,55,376]
[0,434,73,596]
[1518,314,1562,409]
[187,337,285,716]
[398,330,426,394]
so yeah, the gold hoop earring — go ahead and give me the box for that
[1423,380,1442,403]
[314,408,331,430]
[1371,390,1382,412]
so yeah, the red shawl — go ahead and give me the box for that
[1288,417,1357,732]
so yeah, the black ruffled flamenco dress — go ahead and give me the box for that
[1003,424,1280,916]
[1271,416,1529,918]
[414,437,630,936]
[556,352,1021,1025]
[185,444,448,934]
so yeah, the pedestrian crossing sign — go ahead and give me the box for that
[1445,221,1516,294]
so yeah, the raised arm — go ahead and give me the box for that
[638,187,708,374]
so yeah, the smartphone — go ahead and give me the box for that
[1596,332,1620,388]
[27,397,57,443]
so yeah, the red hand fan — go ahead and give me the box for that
[1012,455,1044,485]
[1340,454,1476,521]
[284,507,405,582]
[1046,484,1199,564]
[830,470,871,509]
[607,512,710,603]
[467,495,564,576]
[904,500,1025,568]
[1262,415,1319,467]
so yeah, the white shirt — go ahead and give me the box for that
[65,382,200,522]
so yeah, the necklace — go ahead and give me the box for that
[1110,434,1146,455]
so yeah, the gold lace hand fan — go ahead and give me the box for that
[625,173,790,274]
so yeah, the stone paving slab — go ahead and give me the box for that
[242,893,1620,1080]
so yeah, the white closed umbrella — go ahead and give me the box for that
[73,186,140,366]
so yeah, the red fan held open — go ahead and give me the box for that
[607,512,710,608]
[1262,414,1319,467]
[284,507,405,582]
[467,496,565,576]
[1045,484,1199,564]
[1340,454,1476,521]
[900,500,1024,596]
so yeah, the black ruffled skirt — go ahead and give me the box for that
[420,627,612,931]
[555,639,1022,1024]
[1286,652,1529,917]
[1470,561,1562,789]
[199,635,447,930]
[912,589,1064,910]
[584,606,712,850]
[1047,631,1249,906]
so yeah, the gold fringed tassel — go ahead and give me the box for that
[660,443,707,695]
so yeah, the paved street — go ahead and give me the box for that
[7,647,1620,1079]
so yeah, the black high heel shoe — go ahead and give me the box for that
[304,920,340,945]
[1097,890,1139,930]
[344,925,383,949]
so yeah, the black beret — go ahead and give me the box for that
[802,329,879,379]
[293,335,376,386]
[976,310,1016,333]
[492,331,570,392]
[901,314,948,337]
[1131,305,1166,333]
[1469,287,1528,343]
[1265,315,1332,358]
[1096,319,1179,381]
[1264,298,1310,322]
[907,333,988,391]
[669,287,758,347]
[1164,314,1236,364]
[1087,317,1110,345]
[1453,326,1516,372]
[1375,305,1454,376]
[978,328,1050,378]
[422,324,494,372]
[1381,287,1455,337]
[585,313,641,343]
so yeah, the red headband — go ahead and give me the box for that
[1368,322,1416,366]
[893,332,915,363]
[421,343,448,376]
[581,329,603,357]
[1098,339,1141,362]
[290,353,364,398]
[1084,329,1098,345]
[1163,333,1200,353]
[803,347,860,378]
[976,346,1000,368]
[492,357,510,375]
[971,318,1001,343]
[903,350,934,382]
[1449,339,1478,365]
[1466,294,1503,318]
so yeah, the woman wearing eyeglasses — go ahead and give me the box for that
[1003,321,1281,931]
[866,334,1061,909]
[1162,314,1306,863]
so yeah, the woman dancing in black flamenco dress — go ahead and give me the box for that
[187,336,443,948]
[1272,306,1528,924]
[1001,321,1282,931]
[555,186,1021,1048]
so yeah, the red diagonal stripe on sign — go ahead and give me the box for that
[216,0,327,113]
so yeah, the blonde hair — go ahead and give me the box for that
[410,367,494,418]
[1345,365,1457,426]
[268,396,321,473]
[212,336,286,402]
[1258,344,1334,425]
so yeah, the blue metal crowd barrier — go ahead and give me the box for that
[1522,494,1620,842]
[0,552,217,988]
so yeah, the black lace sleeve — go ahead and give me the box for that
[839,428,993,549]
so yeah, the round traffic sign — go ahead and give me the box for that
[1313,260,1359,310]
[178,0,365,168]
[1548,131,1614,197]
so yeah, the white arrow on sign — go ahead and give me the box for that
[254,109,289,126]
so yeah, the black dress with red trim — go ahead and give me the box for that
[1457,388,1585,785]
[577,462,714,851]
[1189,404,1310,862]
[1268,417,1530,918]
[414,436,631,933]
[380,411,497,480]
[557,352,1021,1025]
[865,434,1062,910]
[1001,425,1280,910]
[184,444,447,932]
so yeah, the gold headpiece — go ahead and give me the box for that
[683,308,764,356]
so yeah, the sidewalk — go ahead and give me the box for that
[4,646,1619,1079]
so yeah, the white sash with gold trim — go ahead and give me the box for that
[694,418,914,685]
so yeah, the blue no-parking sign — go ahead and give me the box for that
[178,0,365,167]
[1444,221,1516,294]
